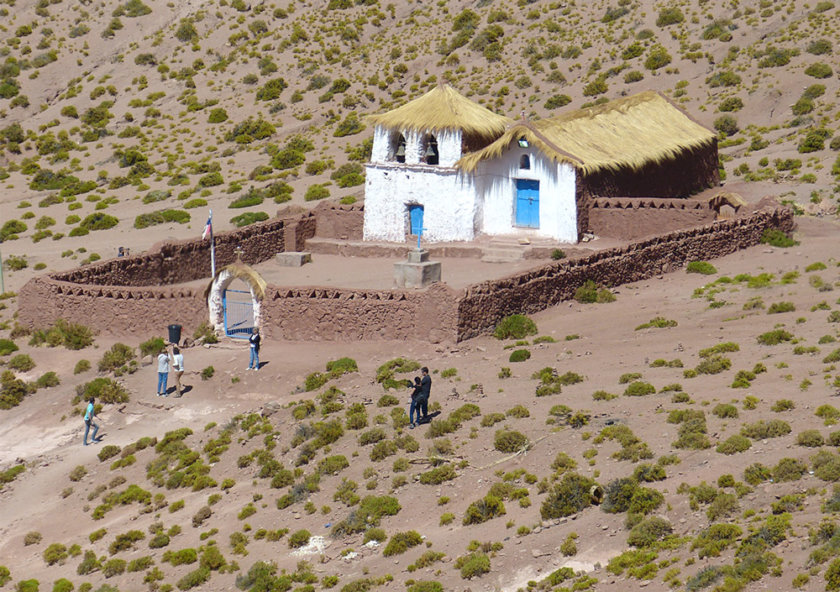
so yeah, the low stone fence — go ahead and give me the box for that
[587,197,715,241]
[455,206,793,340]
[17,202,793,343]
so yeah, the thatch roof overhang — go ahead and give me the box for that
[366,85,512,141]
[456,91,717,175]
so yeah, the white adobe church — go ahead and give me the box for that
[362,85,719,244]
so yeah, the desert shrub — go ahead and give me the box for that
[330,495,400,536]
[629,487,663,515]
[716,435,751,455]
[692,524,742,558]
[481,413,505,427]
[743,463,772,486]
[602,477,638,514]
[656,7,684,26]
[463,495,506,525]
[109,530,145,554]
[623,381,655,397]
[304,185,330,201]
[44,543,68,565]
[8,354,34,372]
[455,552,490,579]
[772,457,808,482]
[98,343,136,373]
[541,473,598,519]
[29,319,94,350]
[760,229,797,248]
[493,314,537,339]
[77,378,129,404]
[714,115,739,136]
[134,209,190,229]
[712,403,738,419]
[509,349,530,363]
[382,531,422,556]
[494,430,528,453]
[805,63,833,78]
[0,339,18,356]
[288,529,311,548]
[628,516,672,548]
[686,261,717,275]
[573,279,614,303]
[797,429,824,447]
[741,420,791,439]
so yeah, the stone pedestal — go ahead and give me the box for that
[276,251,311,267]
[394,249,441,289]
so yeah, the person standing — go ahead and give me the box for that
[157,347,170,396]
[248,327,261,371]
[417,366,431,423]
[170,346,185,397]
[408,377,422,429]
[83,397,100,445]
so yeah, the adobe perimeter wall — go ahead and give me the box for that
[455,205,794,341]
[588,197,716,241]
[16,213,317,337]
[17,202,793,343]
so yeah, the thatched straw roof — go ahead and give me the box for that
[457,91,716,175]
[366,85,512,140]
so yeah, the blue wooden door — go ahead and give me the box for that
[409,204,424,235]
[515,179,540,228]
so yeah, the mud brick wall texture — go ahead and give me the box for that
[260,282,459,343]
[587,198,717,241]
[17,204,793,343]
[455,206,794,341]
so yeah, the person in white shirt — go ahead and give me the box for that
[170,346,185,397]
[157,348,170,397]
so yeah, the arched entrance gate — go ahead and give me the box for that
[206,263,266,339]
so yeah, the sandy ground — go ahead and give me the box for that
[0,213,838,591]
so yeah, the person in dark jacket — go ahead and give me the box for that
[417,366,431,422]
[408,377,422,428]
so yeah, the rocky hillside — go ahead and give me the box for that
[1,0,839,256]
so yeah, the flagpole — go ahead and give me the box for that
[209,210,216,278]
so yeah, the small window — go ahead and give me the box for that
[519,154,530,170]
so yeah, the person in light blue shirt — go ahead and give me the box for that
[83,397,100,445]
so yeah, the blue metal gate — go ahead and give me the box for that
[223,289,254,338]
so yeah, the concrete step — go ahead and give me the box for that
[481,246,524,263]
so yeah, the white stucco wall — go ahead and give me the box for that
[476,148,578,242]
[363,163,477,242]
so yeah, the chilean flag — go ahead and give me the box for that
[202,211,212,240]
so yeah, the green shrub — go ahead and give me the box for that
[455,552,490,579]
[288,529,311,548]
[628,516,672,547]
[382,531,422,556]
[494,430,528,453]
[686,261,717,275]
[760,229,797,248]
[44,542,68,565]
[76,378,129,404]
[797,429,824,447]
[0,339,18,356]
[304,185,330,201]
[540,473,598,519]
[493,314,537,339]
[772,457,807,482]
[98,343,135,373]
[656,7,684,26]
[508,349,530,363]
[716,435,751,455]
[624,381,655,397]
[463,495,506,525]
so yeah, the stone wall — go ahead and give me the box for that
[260,282,459,343]
[16,202,794,344]
[16,212,316,338]
[587,197,716,241]
[312,201,365,240]
[455,205,794,341]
